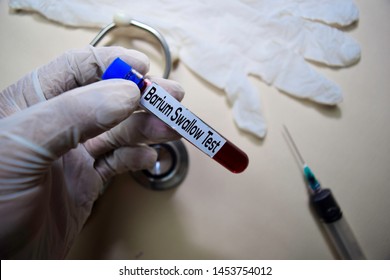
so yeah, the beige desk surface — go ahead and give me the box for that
[1,0,389,259]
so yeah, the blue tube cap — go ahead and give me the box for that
[102,57,145,90]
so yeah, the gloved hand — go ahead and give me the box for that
[9,0,361,138]
[0,46,184,259]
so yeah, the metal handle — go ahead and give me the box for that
[90,18,172,79]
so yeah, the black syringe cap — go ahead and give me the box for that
[311,189,342,223]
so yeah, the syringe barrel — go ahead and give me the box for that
[323,216,366,260]
[311,189,365,259]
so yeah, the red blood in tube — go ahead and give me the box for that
[213,140,249,173]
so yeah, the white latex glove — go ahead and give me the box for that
[0,46,184,259]
[9,0,361,137]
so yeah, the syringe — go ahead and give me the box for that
[283,125,366,260]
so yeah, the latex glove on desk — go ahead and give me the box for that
[9,0,361,138]
[0,46,184,259]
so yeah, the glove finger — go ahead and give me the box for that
[241,0,359,26]
[287,0,359,26]
[94,145,158,183]
[244,14,360,67]
[85,112,180,158]
[0,79,140,160]
[84,78,184,157]
[220,1,360,67]
[225,70,267,138]
[36,46,149,100]
[180,44,267,137]
[145,77,185,101]
[292,20,361,66]
[252,44,342,104]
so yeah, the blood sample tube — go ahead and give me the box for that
[102,58,249,173]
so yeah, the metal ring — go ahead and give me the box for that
[90,19,171,78]
[131,140,189,190]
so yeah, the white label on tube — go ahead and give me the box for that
[140,83,226,158]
